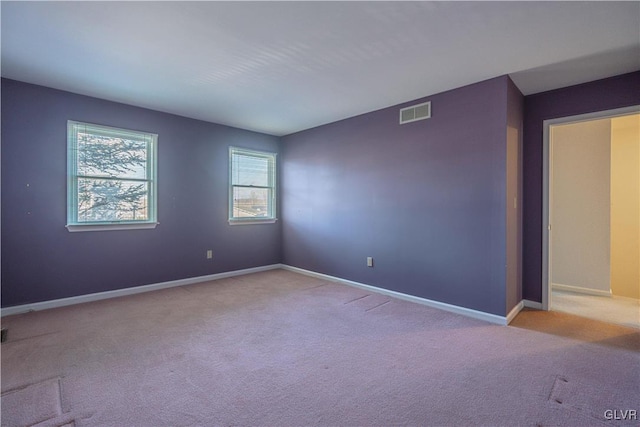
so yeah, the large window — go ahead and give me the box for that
[229,147,277,224]
[67,121,158,231]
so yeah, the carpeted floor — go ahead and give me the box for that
[551,289,639,329]
[1,269,638,426]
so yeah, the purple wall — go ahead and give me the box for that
[6,70,633,314]
[522,71,640,302]
[1,79,281,307]
[282,76,512,316]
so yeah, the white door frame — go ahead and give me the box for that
[541,105,640,311]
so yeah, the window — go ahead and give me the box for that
[229,147,277,224]
[67,121,158,232]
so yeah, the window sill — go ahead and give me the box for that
[228,219,277,226]
[66,222,159,232]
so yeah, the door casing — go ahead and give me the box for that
[541,105,640,310]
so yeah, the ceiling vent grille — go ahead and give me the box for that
[399,101,431,124]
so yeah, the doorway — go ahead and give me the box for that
[542,106,640,328]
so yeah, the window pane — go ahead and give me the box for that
[77,178,149,222]
[232,187,270,218]
[77,132,147,179]
[231,153,269,187]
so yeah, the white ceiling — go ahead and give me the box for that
[2,1,639,136]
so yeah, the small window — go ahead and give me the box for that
[229,147,277,224]
[67,121,158,232]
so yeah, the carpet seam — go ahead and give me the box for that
[344,295,370,304]
[365,301,391,312]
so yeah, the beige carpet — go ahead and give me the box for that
[551,289,639,329]
[510,308,639,352]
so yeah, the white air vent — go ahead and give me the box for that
[399,101,431,124]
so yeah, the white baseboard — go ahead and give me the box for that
[281,264,510,325]
[506,301,524,324]
[523,299,543,310]
[2,263,534,327]
[552,282,612,297]
[1,264,283,317]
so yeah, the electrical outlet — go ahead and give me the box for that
[206,250,213,259]
[366,257,373,267]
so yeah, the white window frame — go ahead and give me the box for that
[229,146,277,225]
[66,121,158,232]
